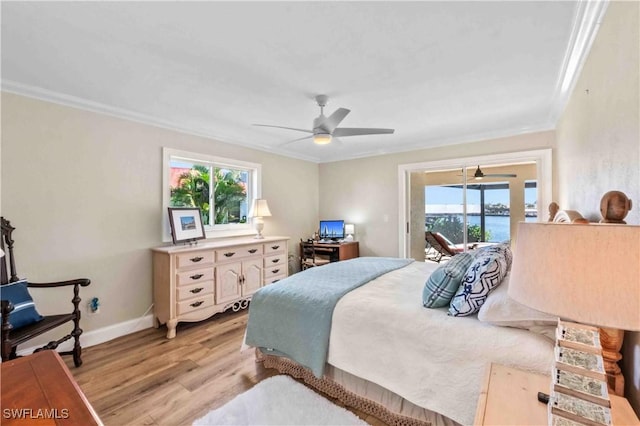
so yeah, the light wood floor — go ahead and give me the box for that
[65,309,385,425]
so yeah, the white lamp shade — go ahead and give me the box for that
[508,222,640,331]
[344,224,355,235]
[249,199,272,218]
[0,248,4,258]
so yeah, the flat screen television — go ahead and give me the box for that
[319,220,345,240]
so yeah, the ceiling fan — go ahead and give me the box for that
[472,165,517,179]
[253,95,394,146]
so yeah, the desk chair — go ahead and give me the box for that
[300,241,331,270]
[0,217,91,367]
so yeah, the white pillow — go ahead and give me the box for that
[477,272,558,339]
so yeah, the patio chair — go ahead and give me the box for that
[425,231,465,263]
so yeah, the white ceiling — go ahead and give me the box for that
[1,1,605,163]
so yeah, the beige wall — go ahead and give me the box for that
[556,1,640,414]
[319,131,555,257]
[1,92,319,341]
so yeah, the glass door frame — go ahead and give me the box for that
[397,149,552,259]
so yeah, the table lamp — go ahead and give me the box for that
[249,199,272,239]
[344,224,355,241]
[508,222,640,396]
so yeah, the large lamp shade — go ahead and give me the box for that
[508,222,640,331]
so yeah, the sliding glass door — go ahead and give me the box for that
[409,162,539,261]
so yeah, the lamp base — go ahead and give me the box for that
[253,217,265,239]
[600,327,625,396]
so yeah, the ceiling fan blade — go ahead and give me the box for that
[253,124,313,134]
[332,128,395,137]
[484,173,517,178]
[277,135,313,147]
[320,108,350,133]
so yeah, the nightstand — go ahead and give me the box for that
[474,363,639,425]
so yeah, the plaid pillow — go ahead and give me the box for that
[422,253,475,308]
[0,279,44,329]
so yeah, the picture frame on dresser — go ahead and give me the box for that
[168,207,206,244]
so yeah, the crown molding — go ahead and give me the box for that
[547,0,609,124]
[319,121,556,164]
[1,80,321,163]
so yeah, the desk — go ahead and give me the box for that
[300,241,359,265]
[1,350,102,425]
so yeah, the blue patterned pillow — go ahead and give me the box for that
[474,242,513,270]
[423,253,475,308]
[448,251,508,316]
[0,279,44,329]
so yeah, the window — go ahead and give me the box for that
[162,148,261,241]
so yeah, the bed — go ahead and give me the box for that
[243,211,576,426]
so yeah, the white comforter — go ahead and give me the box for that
[327,261,554,425]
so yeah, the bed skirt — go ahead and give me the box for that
[256,349,459,426]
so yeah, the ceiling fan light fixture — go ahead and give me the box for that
[313,133,332,145]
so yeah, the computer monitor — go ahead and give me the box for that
[319,220,345,240]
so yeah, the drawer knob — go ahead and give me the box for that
[224,252,236,257]
[190,273,204,280]
[271,259,280,263]
[272,269,280,274]
[190,287,204,294]
[190,256,204,263]
[248,249,258,254]
[190,300,204,308]
[271,245,280,250]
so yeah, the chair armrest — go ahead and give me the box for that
[1,299,15,316]
[1,300,15,338]
[27,278,91,288]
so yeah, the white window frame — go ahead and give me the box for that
[162,148,262,242]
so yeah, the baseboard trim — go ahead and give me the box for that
[16,315,154,356]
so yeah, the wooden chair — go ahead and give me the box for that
[425,231,465,263]
[300,241,331,270]
[0,217,91,367]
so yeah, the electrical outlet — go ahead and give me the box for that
[87,297,100,314]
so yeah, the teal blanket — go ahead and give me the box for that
[245,257,413,377]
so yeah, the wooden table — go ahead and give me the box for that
[474,363,640,425]
[1,350,102,425]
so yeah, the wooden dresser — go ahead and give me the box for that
[152,236,289,338]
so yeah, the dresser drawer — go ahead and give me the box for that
[176,267,214,286]
[264,253,286,268]
[176,251,215,269]
[215,244,263,261]
[264,274,286,285]
[177,294,215,316]
[176,280,214,302]
[264,241,286,254]
[264,265,286,279]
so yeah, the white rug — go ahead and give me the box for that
[193,375,367,426]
